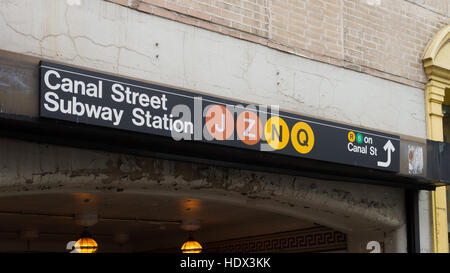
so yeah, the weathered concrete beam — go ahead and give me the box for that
[0,137,405,234]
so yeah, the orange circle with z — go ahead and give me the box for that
[205,105,234,140]
[236,111,262,145]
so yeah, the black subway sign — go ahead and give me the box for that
[39,61,400,172]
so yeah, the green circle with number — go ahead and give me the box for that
[356,133,363,144]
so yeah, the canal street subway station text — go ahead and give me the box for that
[40,65,399,171]
[42,69,193,134]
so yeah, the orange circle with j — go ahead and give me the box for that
[205,105,234,140]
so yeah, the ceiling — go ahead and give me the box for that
[0,192,317,252]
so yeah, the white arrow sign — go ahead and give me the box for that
[377,140,395,168]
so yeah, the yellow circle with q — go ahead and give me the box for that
[291,122,314,154]
[264,116,289,150]
[348,131,355,142]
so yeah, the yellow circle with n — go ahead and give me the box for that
[264,116,289,150]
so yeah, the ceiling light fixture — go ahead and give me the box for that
[181,235,203,253]
[74,229,98,253]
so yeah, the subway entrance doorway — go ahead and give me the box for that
[0,138,350,253]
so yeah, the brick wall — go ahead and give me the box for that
[108,0,450,88]
[343,0,448,84]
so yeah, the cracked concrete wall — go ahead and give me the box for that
[0,0,420,252]
[0,0,426,139]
